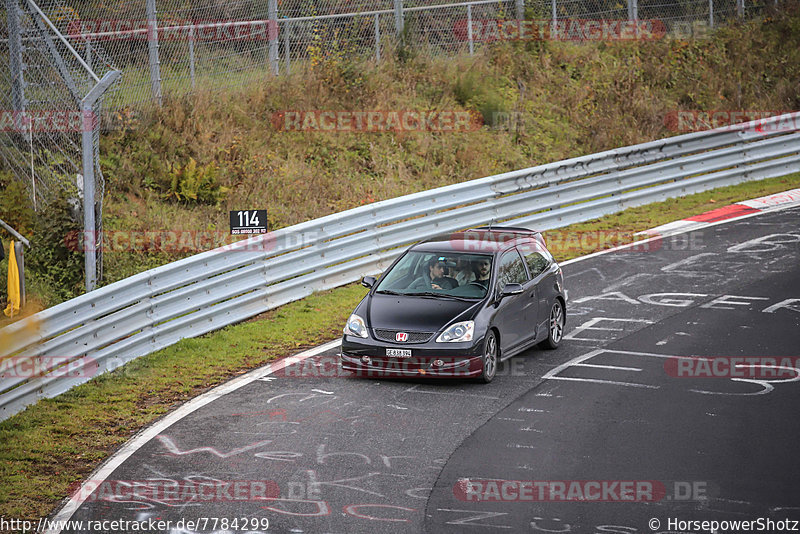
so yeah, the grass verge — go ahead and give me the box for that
[0,172,799,523]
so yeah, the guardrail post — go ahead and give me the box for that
[145,0,162,106]
[394,0,404,38]
[374,13,381,62]
[268,0,279,75]
[6,0,26,114]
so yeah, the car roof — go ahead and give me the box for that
[411,227,543,254]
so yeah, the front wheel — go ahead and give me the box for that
[540,300,565,350]
[480,331,498,383]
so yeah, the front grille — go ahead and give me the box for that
[373,329,434,344]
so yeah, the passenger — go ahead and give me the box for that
[454,256,476,286]
[408,258,457,290]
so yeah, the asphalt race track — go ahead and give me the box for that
[58,205,800,534]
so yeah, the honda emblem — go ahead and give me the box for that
[396,332,409,342]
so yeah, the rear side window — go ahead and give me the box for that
[497,250,528,290]
[518,242,553,278]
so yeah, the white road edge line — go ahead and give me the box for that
[47,196,800,532]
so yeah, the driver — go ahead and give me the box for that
[471,258,492,288]
[408,257,457,290]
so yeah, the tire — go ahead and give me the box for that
[480,331,498,383]
[540,300,565,350]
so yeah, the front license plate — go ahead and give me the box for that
[386,348,412,358]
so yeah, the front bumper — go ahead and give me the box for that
[340,333,485,378]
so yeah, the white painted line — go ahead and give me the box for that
[547,376,659,389]
[46,338,341,533]
[574,363,643,372]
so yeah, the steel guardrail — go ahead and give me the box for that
[1,112,799,421]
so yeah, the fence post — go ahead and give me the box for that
[467,4,474,56]
[145,0,163,106]
[7,0,26,114]
[374,13,381,62]
[551,0,557,36]
[516,0,524,20]
[737,0,744,17]
[627,0,638,21]
[188,26,196,89]
[268,0,279,75]
[394,0,404,38]
[709,0,714,28]
[81,70,121,292]
[284,21,291,74]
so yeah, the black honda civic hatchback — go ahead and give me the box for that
[340,227,567,383]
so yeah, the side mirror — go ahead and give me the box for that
[362,276,377,288]
[501,283,524,297]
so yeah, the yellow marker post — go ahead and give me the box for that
[4,240,21,318]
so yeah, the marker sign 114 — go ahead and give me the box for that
[230,210,268,235]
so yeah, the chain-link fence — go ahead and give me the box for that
[21,0,772,110]
[1,0,120,289]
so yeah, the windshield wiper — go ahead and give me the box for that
[406,291,478,302]
[375,290,405,296]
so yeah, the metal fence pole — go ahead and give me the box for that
[394,0,404,38]
[268,0,279,75]
[516,0,524,19]
[551,0,557,33]
[284,21,291,74]
[374,13,381,62]
[85,39,92,72]
[82,70,121,292]
[188,26,196,89]
[467,4,474,56]
[737,0,744,17]
[627,0,638,21]
[6,0,26,113]
[709,0,714,28]
[145,0,163,106]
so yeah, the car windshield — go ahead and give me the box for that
[375,251,493,299]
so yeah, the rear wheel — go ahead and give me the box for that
[480,331,498,383]
[540,300,565,350]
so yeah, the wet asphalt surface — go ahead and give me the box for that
[61,206,800,534]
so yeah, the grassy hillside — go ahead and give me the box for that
[1,5,799,309]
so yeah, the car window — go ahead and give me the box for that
[497,250,528,291]
[518,242,552,278]
[374,251,493,299]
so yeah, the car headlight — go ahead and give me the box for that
[436,321,474,343]
[344,314,368,338]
